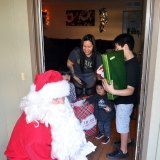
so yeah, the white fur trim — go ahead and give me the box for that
[20,93,96,159]
[38,80,70,100]
[43,100,96,160]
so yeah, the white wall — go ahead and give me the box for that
[0,0,33,159]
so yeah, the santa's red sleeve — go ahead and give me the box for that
[5,113,57,160]
[24,125,55,160]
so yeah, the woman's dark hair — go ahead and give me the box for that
[80,34,97,72]
[114,33,135,51]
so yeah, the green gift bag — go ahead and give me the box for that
[102,50,127,100]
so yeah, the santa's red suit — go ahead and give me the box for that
[5,70,96,160]
[5,112,55,160]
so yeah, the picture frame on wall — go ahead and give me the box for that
[66,10,95,26]
[122,10,142,36]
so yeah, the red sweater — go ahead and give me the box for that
[5,112,57,160]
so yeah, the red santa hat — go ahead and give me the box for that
[33,70,70,100]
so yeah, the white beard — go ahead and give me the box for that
[21,95,96,160]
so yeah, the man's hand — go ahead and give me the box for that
[102,79,115,94]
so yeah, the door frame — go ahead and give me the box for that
[29,0,160,159]
[136,0,160,159]
[27,0,45,77]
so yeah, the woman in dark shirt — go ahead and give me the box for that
[67,34,102,97]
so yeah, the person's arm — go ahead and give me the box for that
[104,99,114,112]
[67,59,83,85]
[67,59,75,77]
[104,105,111,112]
[25,123,55,160]
[70,83,77,102]
[102,79,135,96]
[26,142,54,160]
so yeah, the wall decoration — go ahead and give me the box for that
[122,10,142,36]
[42,9,50,27]
[66,10,95,26]
[99,8,108,33]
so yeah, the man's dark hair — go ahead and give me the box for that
[114,33,135,51]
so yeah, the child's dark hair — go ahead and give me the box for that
[114,33,135,51]
[95,80,103,87]
[59,66,71,75]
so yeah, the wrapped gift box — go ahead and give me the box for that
[102,50,127,100]
[73,96,97,137]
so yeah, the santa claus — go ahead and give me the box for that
[5,70,96,160]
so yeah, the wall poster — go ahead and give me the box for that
[66,10,95,26]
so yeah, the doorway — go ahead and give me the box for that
[29,0,160,159]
